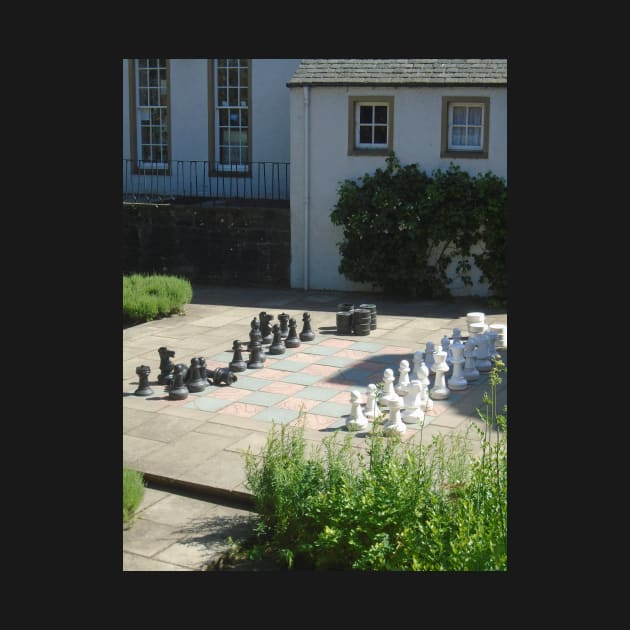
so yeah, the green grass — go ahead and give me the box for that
[123,467,146,524]
[243,361,507,571]
[123,273,193,326]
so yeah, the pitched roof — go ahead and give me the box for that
[287,59,507,87]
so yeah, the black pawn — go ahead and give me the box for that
[300,311,315,342]
[208,367,238,386]
[285,318,301,348]
[168,364,189,400]
[157,346,175,385]
[269,324,286,355]
[278,312,290,339]
[185,357,207,393]
[259,312,274,345]
[229,340,248,372]
[134,365,153,396]
[248,317,263,352]
[247,341,265,369]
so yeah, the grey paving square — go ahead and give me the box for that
[349,341,385,352]
[209,351,236,362]
[266,359,310,372]
[252,407,301,423]
[184,397,232,412]
[228,376,268,390]
[314,356,356,367]
[309,401,350,418]
[281,372,323,385]
[294,386,339,402]
[240,391,286,406]
[299,345,339,356]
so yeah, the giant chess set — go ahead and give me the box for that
[132,309,506,436]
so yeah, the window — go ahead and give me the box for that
[348,96,394,156]
[441,96,490,159]
[212,59,251,172]
[129,59,170,172]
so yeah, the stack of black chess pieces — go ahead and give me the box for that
[134,311,316,400]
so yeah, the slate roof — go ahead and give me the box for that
[287,59,507,87]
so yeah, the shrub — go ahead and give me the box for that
[123,467,146,523]
[330,153,507,299]
[244,362,507,570]
[123,273,193,326]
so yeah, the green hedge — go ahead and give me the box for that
[123,274,193,326]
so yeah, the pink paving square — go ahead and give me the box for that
[246,367,289,381]
[203,386,250,401]
[335,349,373,360]
[301,364,340,377]
[318,339,355,349]
[290,414,339,431]
[379,345,414,356]
[361,361,384,371]
[287,352,321,364]
[202,359,226,371]
[220,402,266,417]
[368,371,387,383]
[276,397,320,412]
[425,402,446,416]
[328,390,354,405]
[260,381,306,396]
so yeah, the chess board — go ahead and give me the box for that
[126,333,491,434]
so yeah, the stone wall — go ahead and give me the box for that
[122,202,290,287]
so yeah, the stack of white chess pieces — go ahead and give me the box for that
[346,312,507,436]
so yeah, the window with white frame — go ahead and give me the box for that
[214,59,250,171]
[348,96,394,156]
[132,58,169,170]
[441,96,489,159]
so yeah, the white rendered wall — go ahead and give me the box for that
[289,85,507,295]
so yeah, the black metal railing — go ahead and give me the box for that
[122,159,290,203]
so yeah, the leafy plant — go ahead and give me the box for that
[123,467,146,524]
[330,153,507,299]
[123,273,193,326]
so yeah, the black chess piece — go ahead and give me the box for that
[198,356,209,383]
[208,367,238,386]
[259,312,274,345]
[269,324,286,355]
[299,311,315,342]
[278,312,290,339]
[247,316,263,352]
[285,317,301,348]
[228,340,248,372]
[157,346,175,385]
[134,365,154,396]
[247,341,265,369]
[168,364,189,400]
[185,357,207,393]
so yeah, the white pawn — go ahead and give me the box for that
[346,390,369,431]
[474,333,493,373]
[417,356,434,412]
[448,340,467,391]
[395,359,411,396]
[383,397,406,436]
[364,383,379,420]
[381,368,403,405]
[430,349,450,400]
[411,350,424,381]
[463,338,480,381]
[402,380,425,424]
[424,341,436,373]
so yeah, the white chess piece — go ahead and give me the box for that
[395,359,411,396]
[424,341,436,372]
[383,397,406,436]
[463,338,480,381]
[474,333,493,373]
[417,355,433,411]
[364,383,379,419]
[448,340,467,391]
[452,327,463,344]
[402,380,425,424]
[381,368,403,405]
[486,330,500,360]
[411,350,424,381]
[346,390,369,431]
[430,349,450,400]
